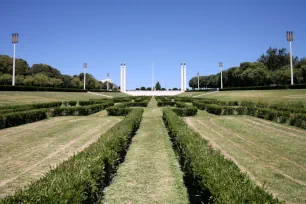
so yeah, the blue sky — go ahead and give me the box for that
[1,0,305,89]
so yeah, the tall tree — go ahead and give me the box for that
[155,81,161,90]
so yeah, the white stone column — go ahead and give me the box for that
[180,63,183,91]
[120,63,123,92]
[184,63,187,91]
[124,63,126,92]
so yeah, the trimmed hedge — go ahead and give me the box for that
[171,107,197,116]
[0,102,114,129]
[0,109,47,129]
[162,109,280,203]
[106,107,132,116]
[0,85,87,92]
[220,85,287,91]
[123,101,149,107]
[52,103,114,117]
[157,101,176,107]
[1,108,143,203]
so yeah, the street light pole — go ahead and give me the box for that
[12,33,19,86]
[197,72,200,90]
[219,62,223,89]
[83,63,87,90]
[286,31,294,85]
[107,73,110,91]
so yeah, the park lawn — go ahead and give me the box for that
[185,110,306,204]
[0,114,121,197]
[198,89,306,105]
[101,98,189,204]
[0,91,124,106]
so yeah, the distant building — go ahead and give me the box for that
[101,78,113,83]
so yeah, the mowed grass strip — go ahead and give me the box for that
[185,110,306,203]
[200,89,306,105]
[101,98,189,204]
[0,114,121,197]
[0,91,126,106]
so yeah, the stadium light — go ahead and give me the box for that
[107,73,110,91]
[12,33,19,86]
[219,62,223,89]
[83,63,87,90]
[286,31,294,85]
[197,72,200,90]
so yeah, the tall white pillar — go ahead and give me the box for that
[120,63,123,92]
[184,63,187,91]
[124,63,126,92]
[180,63,183,91]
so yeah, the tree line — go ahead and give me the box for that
[135,81,179,91]
[0,55,117,90]
[189,47,306,89]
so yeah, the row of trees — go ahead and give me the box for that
[135,81,180,91]
[0,55,117,90]
[189,47,306,88]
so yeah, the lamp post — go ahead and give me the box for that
[219,62,223,89]
[107,73,110,91]
[83,63,87,90]
[197,72,200,90]
[286,31,294,85]
[12,33,19,86]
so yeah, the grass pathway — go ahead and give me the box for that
[185,110,306,203]
[101,98,189,204]
[0,115,121,197]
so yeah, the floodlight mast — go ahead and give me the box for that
[12,33,19,86]
[219,62,223,89]
[83,63,87,90]
[286,31,294,85]
[197,72,200,90]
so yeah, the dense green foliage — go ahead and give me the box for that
[0,85,87,92]
[0,55,118,90]
[189,47,306,89]
[0,108,143,204]
[162,109,280,203]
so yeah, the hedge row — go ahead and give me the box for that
[106,107,132,116]
[52,102,114,117]
[162,109,280,203]
[195,102,306,129]
[0,85,87,92]
[0,102,114,129]
[1,108,143,203]
[157,100,176,107]
[0,102,63,115]
[220,84,306,91]
[171,107,197,116]
[0,109,48,129]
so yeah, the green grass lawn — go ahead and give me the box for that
[0,91,126,106]
[187,89,306,105]
[0,114,121,197]
[185,110,306,203]
[101,98,189,204]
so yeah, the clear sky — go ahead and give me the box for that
[1,0,305,89]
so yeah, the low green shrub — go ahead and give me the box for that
[1,108,143,203]
[205,104,222,115]
[162,109,280,203]
[106,107,132,116]
[171,107,197,116]
[52,103,113,117]
[157,100,176,107]
[0,109,47,129]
